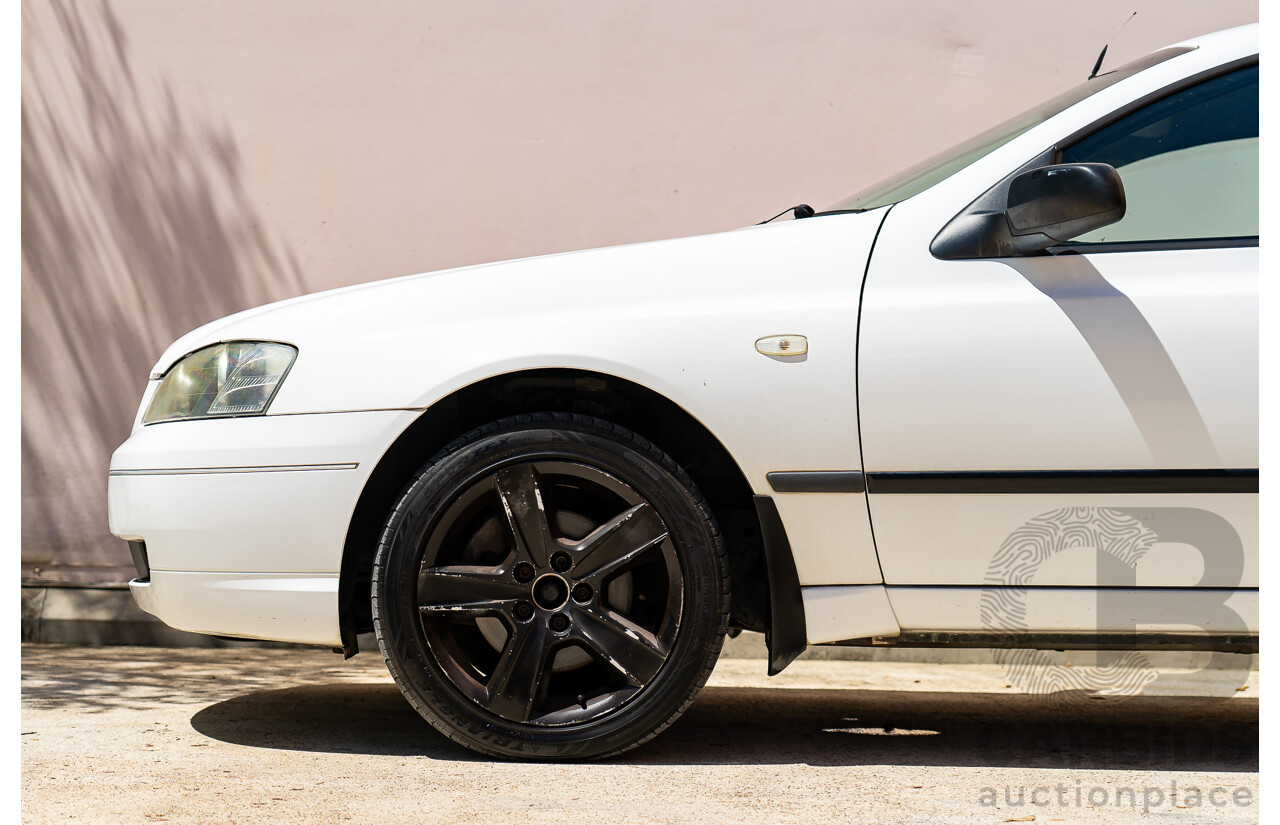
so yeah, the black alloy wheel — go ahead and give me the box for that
[372,413,728,760]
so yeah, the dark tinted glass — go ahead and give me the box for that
[827,47,1194,213]
[1059,64,1258,244]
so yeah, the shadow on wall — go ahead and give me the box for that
[22,0,307,582]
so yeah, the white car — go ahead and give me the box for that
[110,25,1258,760]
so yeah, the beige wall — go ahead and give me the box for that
[22,0,1258,582]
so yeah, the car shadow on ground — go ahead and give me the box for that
[189,683,1257,770]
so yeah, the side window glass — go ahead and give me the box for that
[1059,64,1257,245]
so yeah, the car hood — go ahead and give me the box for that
[151,207,888,415]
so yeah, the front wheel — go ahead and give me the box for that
[371,413,728,760]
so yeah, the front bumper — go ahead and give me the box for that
[109,409,420,645]
[128,573,343,646]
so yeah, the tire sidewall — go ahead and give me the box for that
[373,417,726,760]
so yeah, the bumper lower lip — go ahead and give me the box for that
[128,572,342,646]
[128,578,158,617]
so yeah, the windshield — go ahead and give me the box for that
[827,46,1194,213]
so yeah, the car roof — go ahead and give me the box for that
[1168,23,1257,57]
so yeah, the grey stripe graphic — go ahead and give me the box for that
[1008,255,1219,466]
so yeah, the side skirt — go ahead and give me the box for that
[828,631,1258,654]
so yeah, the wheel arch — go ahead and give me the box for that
[338,368,776,655]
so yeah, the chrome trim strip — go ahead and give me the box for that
[109,462,359,476]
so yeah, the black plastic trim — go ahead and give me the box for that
[1052,54,1258,160]
[752,495,807,675]
[1049,236,1258,254]
[894,583,1259,592]
[127,540,150,582]
[866,469,1258,495]
[830,631,1257,654]
[766,471,866,494]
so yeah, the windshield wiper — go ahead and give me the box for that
[757,204,868,225]
[808,208,869,217]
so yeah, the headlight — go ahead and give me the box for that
[143,341,297,424]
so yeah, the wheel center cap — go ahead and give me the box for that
[532,573,570,611]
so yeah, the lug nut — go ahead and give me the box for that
[549,613,570,632]
[514,563,535,582]
[514,601,534,621]
[572,583,593,603]
[551,552,573,572]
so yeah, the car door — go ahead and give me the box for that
[856,60,1258,640]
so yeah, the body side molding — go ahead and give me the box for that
[766,471,866,493]
[866,469,1258,495]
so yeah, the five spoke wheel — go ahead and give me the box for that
[416,461,683,725]
[373,414,726,759]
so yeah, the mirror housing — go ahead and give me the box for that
[931,162,1126,259]
[1006,163,1126,244]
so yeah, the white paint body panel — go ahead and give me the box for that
[859,245,1257,473]
[110,411,418,573]
[111,409,417,474]
[139,211,889,593]
[856,29,1257,603]
[801,586,901,644]
[777,494,881,586]
[108,25,1257,649]
[887,587,1257,635]
[110,214,891,641]
[872,494,1258,588]
[130,574,341,647]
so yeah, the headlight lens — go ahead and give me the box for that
[143,341,297,424]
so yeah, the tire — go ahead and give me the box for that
[371,412,729,760]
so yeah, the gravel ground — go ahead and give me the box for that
[21,645,1257,824]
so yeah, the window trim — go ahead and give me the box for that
[1052,55,1257,157]
[1049,236,1258,256]
[1045,55,1258,254]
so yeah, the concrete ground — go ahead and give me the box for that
[22,646,1257,824]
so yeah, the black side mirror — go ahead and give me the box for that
[931,162,1126,259]
[1006,163,1125,247]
